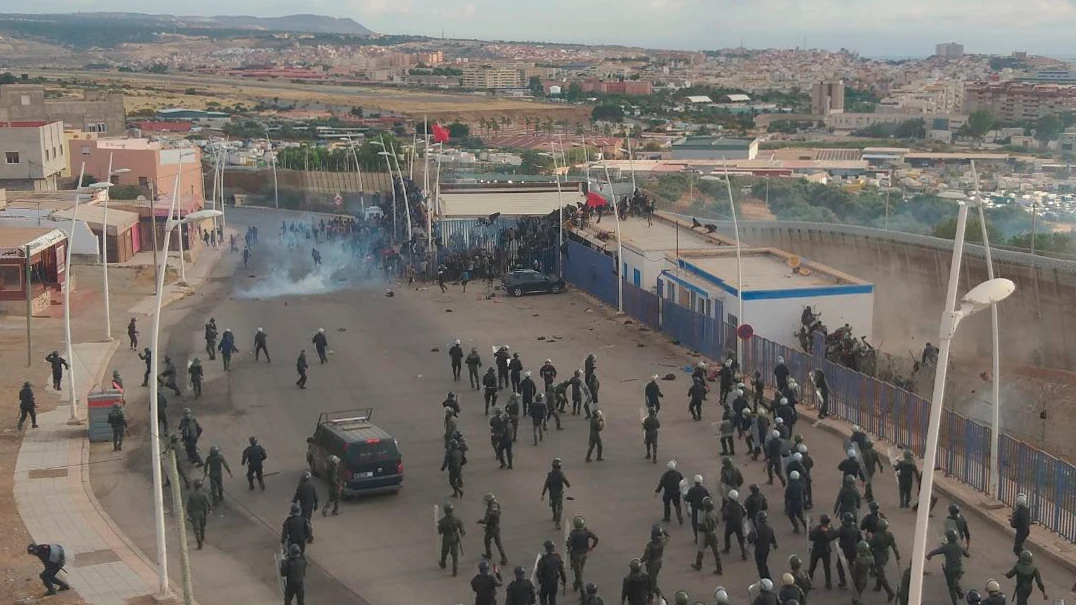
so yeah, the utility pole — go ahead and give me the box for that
[25,243,31,367]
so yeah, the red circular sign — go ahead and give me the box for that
[736,324,754,340]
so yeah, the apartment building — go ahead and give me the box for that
[811,80,845,115]
[0,121,66,191]
[964,82,1076,122]
[461,66,522,89]
[0,85,126,135]
[827,112,967,131]
[935,42,964,58]
[878,79,965,115]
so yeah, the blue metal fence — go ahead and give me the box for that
[560,256,1076,543]
[563,241,617,307]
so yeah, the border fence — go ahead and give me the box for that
[559,239,1076,543]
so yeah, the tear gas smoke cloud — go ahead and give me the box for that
[235,238,381,300]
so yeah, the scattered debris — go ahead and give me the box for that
[431,347,441,352]
[248,274,256,278]
[416,374,423,379]
[638,327,651,332]
[532,314,540,317]
[585,308,594,313]
[485,293,496,300]
[385,289,395,297]
[337,328,346,332]
[620,378,640,383]
[637,343,646,348]
[662,373,677,381]
[671,339,681,345]
[537,336,546,341]
[624,320,634,325]
[445,309,453,312]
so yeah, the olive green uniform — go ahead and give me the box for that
[438,511,466,576]
[869,530,899,599]
[926,541,969,605]
[186,486,213,549]
[480,501,507,564]
[203,450,232,504]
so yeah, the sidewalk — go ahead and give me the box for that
[12,237,231,605]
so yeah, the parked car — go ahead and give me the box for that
[306,408,402,497]
[502,270,565,297]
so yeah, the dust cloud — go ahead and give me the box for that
[234,239,381,300]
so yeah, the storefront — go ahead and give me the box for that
[0,227,68,315]
[52,204,141,263]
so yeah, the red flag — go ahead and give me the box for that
[432,123,450,143]
[585,191,608,208]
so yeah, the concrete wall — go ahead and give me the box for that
[723,221,1076,371]
[0,85,127,135]
[0,122,65,184]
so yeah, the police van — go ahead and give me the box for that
[306,408,403,497]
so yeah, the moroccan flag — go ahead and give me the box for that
[585,191,608,208]
[432,123,450,143]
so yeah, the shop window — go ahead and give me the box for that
[0,264,21,291]
[5,152,19,164]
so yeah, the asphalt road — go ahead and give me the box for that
[91,208,1073,605]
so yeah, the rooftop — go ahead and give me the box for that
[673,137,756,150]
[0,226,65,253]
[578,214,734,252]
[672,248,871,296]
[438,188,573,218]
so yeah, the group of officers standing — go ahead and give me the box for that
[434,343,1048,605]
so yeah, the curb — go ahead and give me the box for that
[796,404,1076,575]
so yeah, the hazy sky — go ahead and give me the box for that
[20,0,1076,57]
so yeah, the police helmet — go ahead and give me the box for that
[857,540,871,554]
[792,452,803,462]
[869,501,880,512]
[842,512,855,524]
[478,559,490,573]
[290,502,301,515]
[798,444,808,454]
[847,449,857,458]
[781,573,795,586]
[525,370,532,377]
[543,539,555,552]
[573,515,585,530]
[750,484,760,493]
[789,470,800,480]
[714,588,730,604]
[667,459,677,470]
[949,504,960,516]
[677,590,693,605]
[1016,493,1028,506]
[552,458,562,469]
[483,493,496,503]
[775,418,784,425]
[651,524,663,538]
[722,457,732,467]
[585,583,598,595]
[945,529,959,543]
[771,429,781,438]
[629,558,642,572]
[877,518,889,531]
[1019,550,1033,563]
[514,566,525,579]
[985,580,1001,594]
[756,511,768,523]
[693,474,703,484]
[819,514,831,525]
[192,478,203,488]
[301,471,311,482]
[967,590,982,605]
[701,497,714,510]
[844,474,856,486]
[728,489,739,500]
[760,578,774,592]
[289,543,302,556]
[210,445,220,454]
[651,374,659,381]
[780,397,789,406]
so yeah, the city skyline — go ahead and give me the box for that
[12,0,1076,57]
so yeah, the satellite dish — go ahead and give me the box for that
[787,256,801,269]
[136,195,147,202]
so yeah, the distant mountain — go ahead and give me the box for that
[0,12,375,36]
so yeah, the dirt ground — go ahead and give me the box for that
[25,69,586,124]
[0,263,158,605]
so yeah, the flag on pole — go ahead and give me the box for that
[432,123,451,143]
[585,191,608,208]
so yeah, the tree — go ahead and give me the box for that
[963,110,996,143]
[147,63,168,74]
[894,118,926,140]
[1034,114,1063,146]
[520,150,554,173]
[0,72,17,85]
[79,174,97,187]
[349,106,364,117]
[528,76,543,95]
[565,82,583,101]
[447,122,470,138]
[932,216,1001,244]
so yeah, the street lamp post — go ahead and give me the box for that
[550,137,565,277]
[597,152,624,313]
[389,143,413,243]
[147,202,221,600]
[701,163,745,363]
[373,138,398,243]
[907,201,1016,605]
[100,155,130,341]
[970,161,1003,498]
[63,162,87,422]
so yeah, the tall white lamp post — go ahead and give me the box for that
[597,152,624,313]
[701,163,745,362]
[147,203,221,599]
[969,161,1003,498]
[907,202,1016,605]
[98,157,130,341]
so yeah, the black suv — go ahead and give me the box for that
[502,269,566,297]
[306,408,403,497]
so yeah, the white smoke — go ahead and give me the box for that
[234,237,383,300]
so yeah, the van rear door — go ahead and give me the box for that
[346,439,401,481]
